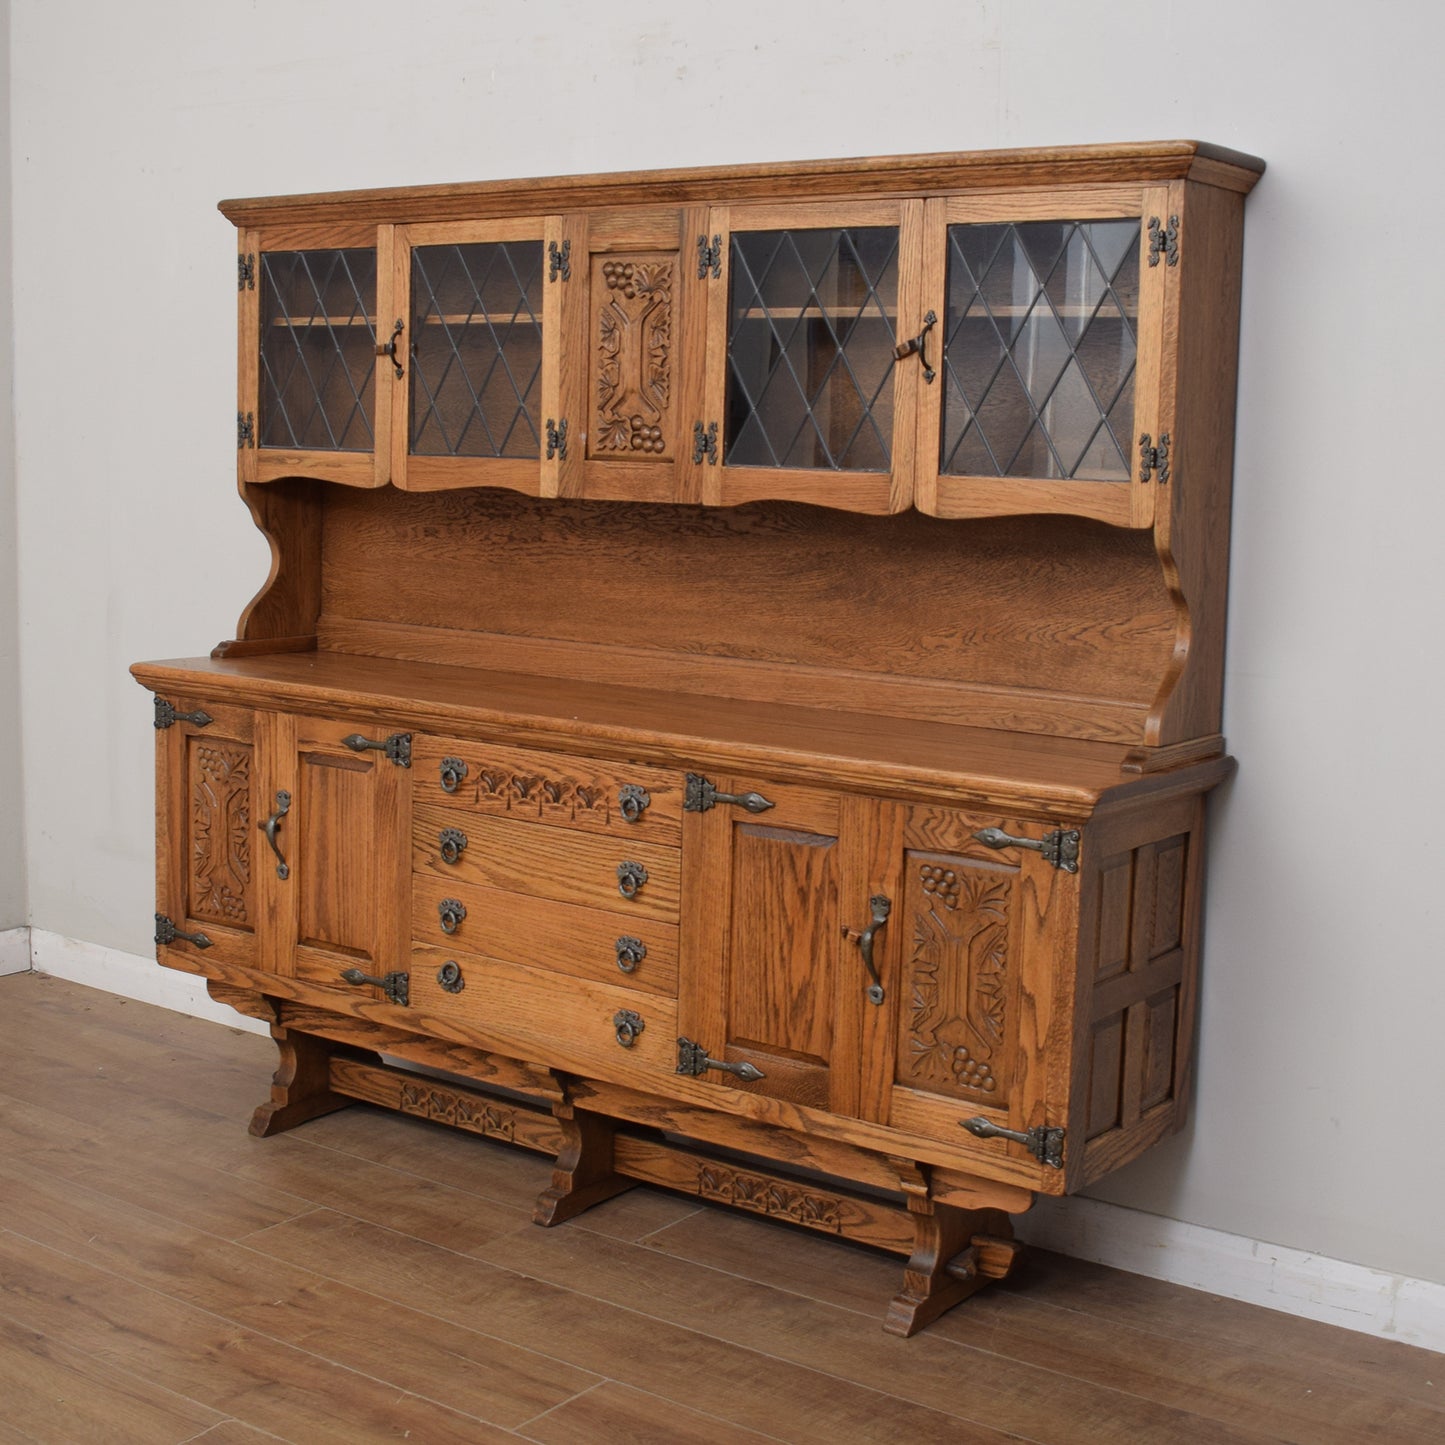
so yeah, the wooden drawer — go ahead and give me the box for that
[412,875,678,997]
[410,942,678,1081]
[412,735,683,844]
[414,802,681,921]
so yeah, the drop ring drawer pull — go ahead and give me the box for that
[616,861,648,898]
[439,757,469,793]
[339,968,410,1008]
[613,1010,646,1048]
[436,960,465,994]
[437,898,467,934]
[615,936,647,973]
[618,784,651,823]
[438,828,468,865]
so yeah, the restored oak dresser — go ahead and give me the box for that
[133,141,1264,1334]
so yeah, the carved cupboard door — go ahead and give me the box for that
[698,198,927,514]
[389,217,556,495]
[550,206,710,503]
[883,806,1080,1189]
[155,700,259,972]
[678,778,901,1115]
[257,712,412,1001]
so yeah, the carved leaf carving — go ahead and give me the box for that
[189,742,252,927]
[593,256,674,457]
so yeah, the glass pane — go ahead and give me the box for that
[725,227,899,471]
[409,241,544,458]
[941,220,1139,482]
[260,249,376,452]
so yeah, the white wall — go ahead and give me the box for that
[10,1,1445,1289]
[0,0,22,932]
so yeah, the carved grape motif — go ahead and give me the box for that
[919,863,961,909]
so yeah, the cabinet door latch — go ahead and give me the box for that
[960,1115,1065,1170]
[1138,432,1171,484]
[1147,214,1179,267]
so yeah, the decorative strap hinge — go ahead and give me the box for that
[341,731,412,767]
[696,234,722,280]
[237,411,255,449]
[1147,214,1179,267]
[972,825,1080,873]
[546,418,569,460]
[548,239,571,282]
[154,698,213,730]
[691,421,718,465]
[1138,432,1171,484]
[684,773,774,814]
[960,1115,1066,1170]
[238,253,256,290]
[677,1037,766,1082]
[155,913,212,950]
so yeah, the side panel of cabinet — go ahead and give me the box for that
[155,700,258,972]
[882,807,1080,1191]
[257,711,411,999]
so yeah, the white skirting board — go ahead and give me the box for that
[0,926,31,976]
[24,927,1445,1354]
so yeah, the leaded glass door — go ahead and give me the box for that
[239,224,391,488]
[391,218,558,494]
[700,201,927,514]
[915,187,1173,528]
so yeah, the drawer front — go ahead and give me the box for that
[410,942,678,1080]
[413,876,678,997]
[415,802,681,921]
[413,735,683,844]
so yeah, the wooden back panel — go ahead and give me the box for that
[316,488,1176,743]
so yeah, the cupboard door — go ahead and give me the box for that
[551,206,710,504]
[884,807,1080,1188]
[679,780,897,1115]
[390,218,554,494]
[258,712,411,1000]
[915,185,1173,528]
[240,223,392,488]
[699,200,926,514]
[155,700,259,972]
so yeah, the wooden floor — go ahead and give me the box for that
[0,975,1440,1445]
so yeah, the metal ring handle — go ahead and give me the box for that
[259,790,291,879]
[439,828,468,865]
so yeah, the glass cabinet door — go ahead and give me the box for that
[239,224,390,488]
[916,188,1172,527]
[390,219,555,494]
[700,201,926,514]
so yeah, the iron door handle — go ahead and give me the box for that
[259,790,291,879]
[893,310,937,383]
[843,894,890,1005]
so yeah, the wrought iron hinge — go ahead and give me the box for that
[238,253,256,290]
[1147,215,1179,267]
[340,967,410,1007]
[546,418,569,460]
[972,825,1081,873]
[692,421,718,465]
[548,239,571,282]
[154,698,213,730]
[237,411,255,449]
[1138,432,1171,484]
[696,234,722,280]
[678,1036,766,1082]
[961,1116,1066,1170]
[684,773,774,814]
[155,913,212,950]
[342,731,412,767]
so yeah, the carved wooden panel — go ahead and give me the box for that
[399,1080,518,1141]
[186,737,254,929]
[590,254,674,460]
[896,849,1020,1103]
[695,1163,844,1233]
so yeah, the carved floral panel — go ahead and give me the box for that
[188,740,253,929]
[590,254,674,460]
[897,850,1018,1102]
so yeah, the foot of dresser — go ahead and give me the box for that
[249,1025,369,1137]
[533,1103,638,1225]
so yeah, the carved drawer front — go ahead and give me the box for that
[411,875,678,997]
[410,941,679,1082]
[412,736,683,843]
[414,801,681,922]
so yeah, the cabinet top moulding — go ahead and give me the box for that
[218,140,1265,226]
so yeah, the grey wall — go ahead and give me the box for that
[8,0,1445,1285]
[0,0,23,932]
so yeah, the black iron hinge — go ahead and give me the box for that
[548,239,571,282]
[237,411,255,449]
[692,421,718,465]
[1138,432,1171,484]
[155,913,212,950]
[1147,215,1179,267]
[696,234,722,280]
[238,253,256,290]
[154,697,213,731]
[546,418,569,460]
[960,1116,1066,1170]
[972,825,1081,873]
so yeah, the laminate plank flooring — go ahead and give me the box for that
[1,974,1440,1444]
